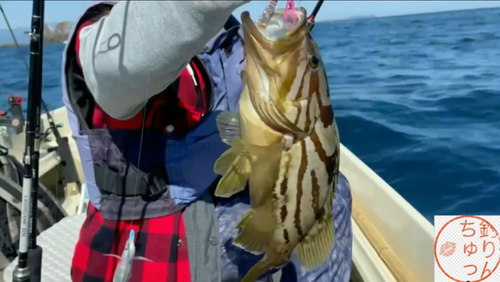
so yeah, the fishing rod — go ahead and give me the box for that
[0,3,60,141]
[307,0,324,31]
[260,0,324,30]
[12,0,45,281]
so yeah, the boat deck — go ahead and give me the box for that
[2,215,363,282]
[3,215,85,282]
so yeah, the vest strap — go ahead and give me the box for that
[94,163,168,197]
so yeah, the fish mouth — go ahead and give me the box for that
[241,8,307,44]
[240,8,308,74]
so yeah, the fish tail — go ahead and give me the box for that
[241,258,270,282]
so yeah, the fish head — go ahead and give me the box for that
[241,8,323,100]
[241,8,327,136]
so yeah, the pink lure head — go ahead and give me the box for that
[283,0,298,30]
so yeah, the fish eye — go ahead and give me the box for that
[308,55,320,69]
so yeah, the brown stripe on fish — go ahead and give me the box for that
[318,102,334,129]
[294,139,308,240]
[280,205,290,244]
[311,86,339,164]
[279,51,308,129]
[294,63,307,101]
[316,69,334,128]
[272,190,278,201]
[293,58,312,101]
[283,228,290,244]
[293,102,302,126]
[297,66,311,101]
[309,71,334,128]
[308,68,338,167]
[310,170,322,220]
[274,151,294,244]
[310,128,337,184]
[308,67,320,99]
[291,86,318,134]
[292,55,319,131]
[280,205,289,225]
[279,153,292,197]
[304,95,312,132]
[282,51,303,100]
[277,153,292,243]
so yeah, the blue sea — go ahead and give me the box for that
[0,8,500,223]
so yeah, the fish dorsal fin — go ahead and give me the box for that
[295,190,335,269]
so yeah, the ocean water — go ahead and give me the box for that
[0,8,500,222]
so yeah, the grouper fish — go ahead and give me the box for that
[213,7,340,281]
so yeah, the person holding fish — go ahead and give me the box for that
[62,1,352,281]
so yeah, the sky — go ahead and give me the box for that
[1,1,500,29]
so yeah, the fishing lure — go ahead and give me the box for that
[258,0,278,25]
[283,0,298,30]
[103,230,153,282]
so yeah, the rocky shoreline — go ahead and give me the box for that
[0,21,72,48]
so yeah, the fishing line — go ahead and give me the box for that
[130,74,149,226]
[103,76,150,279]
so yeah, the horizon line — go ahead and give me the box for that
[317,5,500,23]
[2,5,499,30]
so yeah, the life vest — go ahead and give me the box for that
[61,1,245,220]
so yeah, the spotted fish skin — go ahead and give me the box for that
[213,7,339,282]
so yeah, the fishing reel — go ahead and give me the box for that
[0,95,25,135]
[0,95,26,151]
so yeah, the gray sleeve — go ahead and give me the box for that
[77,1,249,120]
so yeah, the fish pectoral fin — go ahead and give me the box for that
[233,211,267,254]
[133,256,153,262]
[296,196,335,270]
[102,254,121,259]
[216,111,240,145]
[213,147,238,175]
[214,138,251,198]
